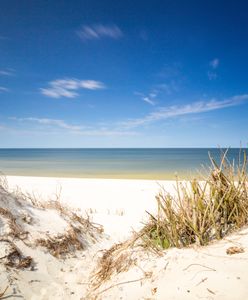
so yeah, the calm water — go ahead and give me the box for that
[0,148,245,179]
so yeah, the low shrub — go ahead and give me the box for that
[141,150,248,249]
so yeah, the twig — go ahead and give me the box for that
[96,277,146,296]
[207,288,215,295]
[183,263,216,272]
[164,261,169,270]
[0,286,9,298]
[195,277,208,286]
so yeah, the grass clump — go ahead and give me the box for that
[36,228,83,258]
[91,241,135,290]
[141,150,248,249]
[0,239,33,269]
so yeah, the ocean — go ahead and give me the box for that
[0,148,245,179]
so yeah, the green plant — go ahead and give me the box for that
[141,150,248,249]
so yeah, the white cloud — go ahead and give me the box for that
[74,129,137,136]
[136,82,179,106]
[77,24,123,41]
[41,87,77,98]
[80,80,105,90]
[0,86,9,92]
[40,78,106,98]
[210,58,219,69]
[142,97,156,105]
[135,90,158,106]
[10,117,83,131]
[120,94,248,128]
[0,68,14,76]
[10,117,136,136]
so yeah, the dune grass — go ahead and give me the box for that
[0,175,104,262]
[141,150,248,249]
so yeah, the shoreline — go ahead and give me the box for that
[3,172,196,180]
[1,147,242,181]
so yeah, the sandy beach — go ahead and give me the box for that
[2,0,248,298]
[6,176,175,240]
[0,175,247,299]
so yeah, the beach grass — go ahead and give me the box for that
[140,149,248,249]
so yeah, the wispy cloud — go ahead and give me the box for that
[40,78,106,98]
[10,117,137,137]
[135,91,157,105]
[0,86,9,92]
[0,68,15,76]
[135,82,179,106]
[208,58,219,80]
[210,58,219,69]
[142,97,156,105]
[157,82,178,95]
[77,24,123,41]
[10,117,84,131]
[75,129,137,136]
[120,94,248,128]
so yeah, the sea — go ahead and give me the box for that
[0,148,246,180]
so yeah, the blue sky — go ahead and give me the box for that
[0,0,248,147]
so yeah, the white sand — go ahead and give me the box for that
[6,176,176,241]
[1,176,248,300]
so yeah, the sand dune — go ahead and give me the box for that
[0,176,247,299]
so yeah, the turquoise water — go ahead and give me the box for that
[0,148,245,179]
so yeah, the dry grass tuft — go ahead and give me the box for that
[0,174,104,270]
[0,239,33,269]
[33,199,103,259]
[0,207,28,240]
[226,246,245,255]
[36,226,85,258]
[140,150,248,249]
[38,199,104,237]
[90,240,136,291]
